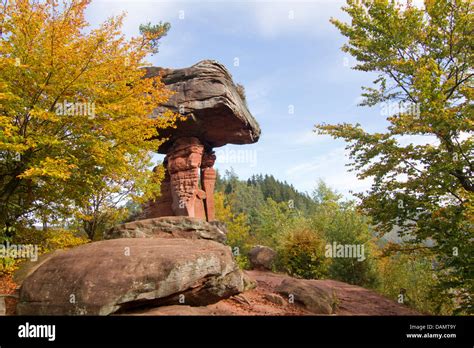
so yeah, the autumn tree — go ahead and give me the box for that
[0,0,179,234]
[316,0,473,313]
[74,164,165,240]
[214,191,253,268]
[309,181,379,288]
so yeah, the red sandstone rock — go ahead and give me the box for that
[201,151,217,221]
[121,270,421,316]
[16,238,244,315]
[104,216,227,244]
[145,60,261,154]
[167,137,204,218]
[141,138,219,222]
[140,61,261,222]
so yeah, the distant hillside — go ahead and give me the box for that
[215,170,316,215]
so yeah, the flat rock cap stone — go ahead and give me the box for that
[145,60,261,153]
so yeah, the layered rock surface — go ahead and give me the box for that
[17,238,244,315]
[105,216,227,244]
[122,270,420,316]
[145,60,261,153]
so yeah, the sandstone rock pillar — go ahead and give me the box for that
[201,151,217,221]
[167,137,204,218]
[140,139,219,221]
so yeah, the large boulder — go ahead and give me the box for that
[248,245,277,270]
[276,278,335,315]
[145,60,261,153]
[17,238,244,315]
[124,271,420,316]
[104,216,227,244]
[128,304,229,316]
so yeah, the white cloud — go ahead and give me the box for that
[293,131,333,145]
[243,74,279,117]
[286,146,343,175]
[285,146,372,197]
[262,129,338,148]
[249,0,425,40]
[251,0,346,39]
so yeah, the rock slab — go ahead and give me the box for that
[145,60,261,153]
[17,238,243,315]
[276,278,335,314]
[121,271,421,316]
[105,216,227,244]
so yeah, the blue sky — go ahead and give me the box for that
[85,0,393,198]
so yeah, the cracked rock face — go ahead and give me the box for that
[145,60,261,154]
[104,216,227,244]
[16,238,244,315]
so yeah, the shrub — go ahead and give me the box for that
[277,227,328,279]
[253,198,300,249]
[13,227,88,254]
[377,252,456,315]
[0,226,89,276]
[41,229,89,254]
[307,182,379,287]
[0,257,19,276]
[214,192,253,269]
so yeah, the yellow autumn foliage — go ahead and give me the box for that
[0,0,182,232]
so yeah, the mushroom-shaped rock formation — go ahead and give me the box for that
[145,60,261,153]
[140,60,261,222]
